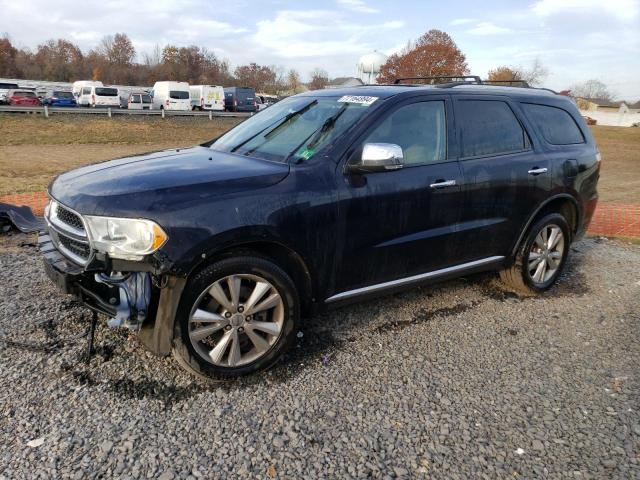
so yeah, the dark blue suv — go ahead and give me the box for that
[40,80,600,379]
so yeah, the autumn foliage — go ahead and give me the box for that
[377,30,469,84]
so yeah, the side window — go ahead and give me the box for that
[522,103,584,145]
[364,101,447,166]
[458,100,529,158]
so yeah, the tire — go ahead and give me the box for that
[172,255,299,381]
[499,213,570,294]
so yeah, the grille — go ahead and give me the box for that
[58,235,91,260]
[57,205,84,232]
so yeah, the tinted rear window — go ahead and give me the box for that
[54,91,73,98]
[141,94,152,103]
[458,100,529,158]
[169,90,189,100]
[95,88,118,96]
[14,91,35,97]
[522,103,584,145]
[0,83,18,89]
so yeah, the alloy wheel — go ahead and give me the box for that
[528,224,565,284]
[188,274,284,367]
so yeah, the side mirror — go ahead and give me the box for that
[348,143,404,173]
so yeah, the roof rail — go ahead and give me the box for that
[393,75,482,85]
[483,79,530,88]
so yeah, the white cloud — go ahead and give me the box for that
[451,18,476,25]
[335,0,379,13]
[531,0,639,22]
[251,10,402,58]
[468,22,513,35]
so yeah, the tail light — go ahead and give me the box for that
[253,101,257,109]
[91,94,95,104]
[166,99,169,106]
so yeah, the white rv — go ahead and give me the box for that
[151,81,191,111]
[189,85,225,111]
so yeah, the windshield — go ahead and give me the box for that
[170,90,189,100]
[210,95,376,163]
[95,88,118,96]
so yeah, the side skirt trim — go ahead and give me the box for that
[324,256,505,303]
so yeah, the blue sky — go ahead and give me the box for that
[1,0,639,98]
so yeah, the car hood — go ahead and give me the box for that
[49,146,290,216]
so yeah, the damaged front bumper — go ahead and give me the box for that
[38,231,185,356]
[39,231,151,330]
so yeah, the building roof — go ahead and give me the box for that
[326,77,365,88]
[580,97,625,108]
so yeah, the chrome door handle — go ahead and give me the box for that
[429,180,456,188]
[528,167,548,175]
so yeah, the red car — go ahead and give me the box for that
[7,89,41,106]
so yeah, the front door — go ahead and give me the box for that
[334,96,465,294]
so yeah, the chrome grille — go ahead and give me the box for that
[58,235,91,259]
[56,205,84,232]
[47,199,92,265]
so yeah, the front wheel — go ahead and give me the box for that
[172,255,299,380]
[499,213,570,294]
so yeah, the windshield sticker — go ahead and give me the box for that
[337,95,378,105]
[299,148,316,160]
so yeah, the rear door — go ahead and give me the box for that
[453,95,550,262]
[335,95,465,293]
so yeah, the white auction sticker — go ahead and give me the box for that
[337,95,378,105]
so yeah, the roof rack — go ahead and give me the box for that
[483,79,530,88]
[393,75,482,85]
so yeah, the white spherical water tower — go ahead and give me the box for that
[356,51,388,84]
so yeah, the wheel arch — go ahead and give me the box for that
[189,239,314,316]
[510,194,580,258]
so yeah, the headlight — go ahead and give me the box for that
[84,215,167,261]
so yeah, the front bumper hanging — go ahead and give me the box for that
[39,231,151,330]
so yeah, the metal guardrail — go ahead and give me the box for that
[0,105,252,119]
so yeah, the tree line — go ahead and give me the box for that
[0,33,329,95]
[0,30,614,100]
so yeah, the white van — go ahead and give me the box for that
[151,81,191,111]
[72,80,102,99]
[74,82,120,108]
[189,85,225,111]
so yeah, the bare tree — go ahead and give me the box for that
[571,79,612,100]
[308,68,329,90]
[287,69,302,93]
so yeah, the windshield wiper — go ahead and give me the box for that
[286,103,350,162]
[230,99,317,153]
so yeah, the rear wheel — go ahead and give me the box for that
[172,256,299,380]
[499,213,570,294]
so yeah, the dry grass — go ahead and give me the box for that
[591,126,640,204]
[0,114,240,146]
[0,115,638,203]
[0,114,242,195]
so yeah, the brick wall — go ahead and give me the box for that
[1,191,639,238]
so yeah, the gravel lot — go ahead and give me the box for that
[1,233,639,479]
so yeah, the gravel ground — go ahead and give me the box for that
[0,233,639,479]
